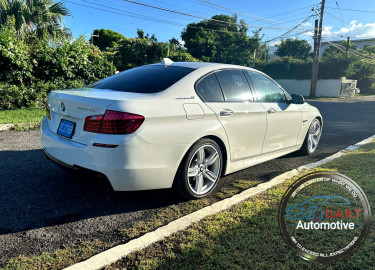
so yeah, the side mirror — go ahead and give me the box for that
[291,94,305,104]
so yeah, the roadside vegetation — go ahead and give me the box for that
[3,140,374,269]
[104,140,375,270]
[1,2,375,119]
[0,108,44,124]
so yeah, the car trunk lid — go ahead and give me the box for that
[47,88,152,145]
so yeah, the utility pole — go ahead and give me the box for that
[310,0,326,97]
[91,32,99,45]
[346,36,350,54]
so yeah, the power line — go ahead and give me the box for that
[246,4,318,25]
[322,37,375,64]
[194,0,284,25]
[65,0,185,27]
[266,4,319,18]
[326,7,375,14]
[64,0,259,36]
[265,15,315,42]
[335,1,347,29]
[325,11,347,25]
[119,0,313,31]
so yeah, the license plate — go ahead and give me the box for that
[57,119,76,139]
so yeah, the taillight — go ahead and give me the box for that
[83,115,103,133]
[83,110,144,135]
[46,102,51,120]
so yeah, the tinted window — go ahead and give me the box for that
[248,71,286,102]
[216,70,253,102]
[196,73,224,102]
[89,65,195,93]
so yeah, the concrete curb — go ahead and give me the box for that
[64,134,375,270]
[0,124,15,132]
[0,122,40,132]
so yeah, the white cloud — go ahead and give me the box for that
[178,40,185,47]
[301,22,312,27]
[271,41,281,46]
[323,21,375,40]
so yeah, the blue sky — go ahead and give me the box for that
[63,0,375,46]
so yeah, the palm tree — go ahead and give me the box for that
[0,0,71,38]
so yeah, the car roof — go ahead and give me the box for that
[150,61,258,72]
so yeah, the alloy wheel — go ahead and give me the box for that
[187,144,221,195]
[308,119,321,153]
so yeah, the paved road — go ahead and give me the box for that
[1,98,375,266]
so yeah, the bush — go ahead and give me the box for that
[0,18,33,85]
[32,36,116,84]
[169,51,200,62]
[0,84,33,110]
[0,80,86,110]
[255,57,312,80]
[255,54,375,95]
[113,38,199,71]
[0,27,116,110]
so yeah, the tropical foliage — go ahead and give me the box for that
[90,28,125,51]
[113,37,199,71]
[0,19,116,109]
[182,14,268,65]
[275,38,312,60]
[0,0,71,38]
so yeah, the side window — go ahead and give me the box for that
[248,71,287,103]
[216,70,253,102]
[196,73,224,102]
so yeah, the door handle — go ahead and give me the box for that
[220,109,234,116]
[267,108,276,114]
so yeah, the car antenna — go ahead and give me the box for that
[161,58,173,66]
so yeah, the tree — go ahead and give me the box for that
[322,41,355,57]
[136,28,145,39]
[0,0,71,38]
[112,31,199,70]
[0,17,32,84]
[181,14,266,65]
[169,37,181,47]
[364,45,375,55]
[275,38,312,60]
[90,29,125,51]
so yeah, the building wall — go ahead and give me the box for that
[320,39,375,56]
[276,79,342,97]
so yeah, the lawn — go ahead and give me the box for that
[0,108,45,124]
[3,140,375,270]
[106,140,375,270]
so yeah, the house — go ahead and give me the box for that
[320,38,375,56]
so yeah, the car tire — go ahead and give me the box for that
[174,138,223,199]
[299,118,322,156]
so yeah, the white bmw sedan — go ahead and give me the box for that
[41,59,322,198]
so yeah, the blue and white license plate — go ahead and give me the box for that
[57,119,76,139]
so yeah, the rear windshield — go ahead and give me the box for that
[89,65,195,93]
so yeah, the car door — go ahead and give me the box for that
[246,71,302,154]
[196,69,267,162]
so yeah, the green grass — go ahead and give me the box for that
[2,240,110,270]
[0,108,45,124]
[106,141,375,270]
[1,179,260,270]
[3,142,374,270]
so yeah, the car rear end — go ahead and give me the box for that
[41,63,198,191]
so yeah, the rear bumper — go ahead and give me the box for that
[40,117,189,191]
[43,148,109,179]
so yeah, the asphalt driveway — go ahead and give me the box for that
[1,97,375,266]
